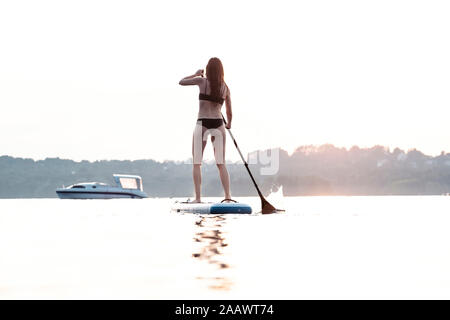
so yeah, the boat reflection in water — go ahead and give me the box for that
[192,215,233,291]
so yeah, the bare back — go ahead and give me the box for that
[197,78,228,119]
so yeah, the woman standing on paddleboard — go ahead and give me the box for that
[179,57,233,203]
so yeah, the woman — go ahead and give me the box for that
[179,57,233,203]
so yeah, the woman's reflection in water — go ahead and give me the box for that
[192,214,233,290]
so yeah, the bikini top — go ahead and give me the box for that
[199,80,225,105]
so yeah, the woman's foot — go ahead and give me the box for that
[190,198,202,203]
[220,198,237,203]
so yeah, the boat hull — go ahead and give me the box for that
[56,190,147,199]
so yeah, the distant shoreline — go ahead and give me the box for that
[1,144,449,198]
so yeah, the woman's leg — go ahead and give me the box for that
[212,126,232,200]
[217,164,231,200]
[192,124,207,202]
[192,164,202,202]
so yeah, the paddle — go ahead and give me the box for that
[222,115,284,214]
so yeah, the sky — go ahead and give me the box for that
[1,0,449,162]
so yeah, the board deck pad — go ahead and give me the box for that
[172,201,252,214]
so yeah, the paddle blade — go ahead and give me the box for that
[261,198,278,214]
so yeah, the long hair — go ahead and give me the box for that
[206,57,225,98]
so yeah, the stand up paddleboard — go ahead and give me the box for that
[172,201,252,214]
[169,113,283,215]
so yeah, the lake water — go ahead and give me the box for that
[1,195,450,299]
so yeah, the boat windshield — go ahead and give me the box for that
[118,177,140,190]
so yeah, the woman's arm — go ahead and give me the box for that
[225,87,232,129]
[179,69,204,86]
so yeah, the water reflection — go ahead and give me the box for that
[192,214,232,291]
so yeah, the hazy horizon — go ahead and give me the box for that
[1,0,449,162]
[1,142,449,163]
[2,143,449,198]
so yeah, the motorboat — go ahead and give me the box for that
[56,174,148,199]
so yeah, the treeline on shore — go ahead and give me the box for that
[1,144,450,198]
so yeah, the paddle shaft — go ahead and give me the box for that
[221,116,265,199]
